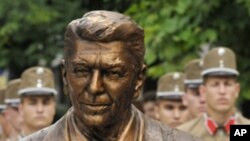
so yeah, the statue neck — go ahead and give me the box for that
[74,107,132,141]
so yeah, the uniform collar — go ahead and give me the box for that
[204,113,236,135]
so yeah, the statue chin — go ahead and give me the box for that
[82,113,114,127]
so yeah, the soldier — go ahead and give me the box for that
[177,47,250,141]
[0,88,6,141]
[155,72,190,128]
[182,59,206,120]
[142,91,157,120]
[0,89,6,112]
[18,66,57,138]
[21,10,202,141]
[2,79,23,141]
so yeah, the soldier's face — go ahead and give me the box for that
[2,106,22,133]
[143,101,157,119]
[63,40,144,127]
[155,99,189,128]
[183,87,206,118]
[20,95,56,131]
[200,76,239,114]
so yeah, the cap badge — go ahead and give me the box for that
[199,60,203,67]
[36,79,43,87]
[219,60,224,68]
[36,67,44,75]
[218,48,225,56]
[173,73,180,80]
[174,85,180,92]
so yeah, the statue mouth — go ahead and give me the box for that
[80,102,112,114]
[80,101,112,106]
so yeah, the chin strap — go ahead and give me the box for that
[204,113,236,135]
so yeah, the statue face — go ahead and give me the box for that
[64,40,143,127]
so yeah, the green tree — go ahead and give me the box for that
[126,0,250,101]
[0,0,134,107]
[0,0,134,79]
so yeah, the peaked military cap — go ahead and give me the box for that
[184,59,203,88]
[5,79,21,106]
[157,72,185,99]
[0,88,6,111]
[18,66,57,96]
[202,47,239,76]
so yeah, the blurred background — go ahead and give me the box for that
[1,0,250,118]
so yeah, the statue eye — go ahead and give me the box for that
[105,70,123,79]
[107,71,121,77]
[74,67,89,76]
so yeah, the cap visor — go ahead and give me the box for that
[157,94,183,100]
[186,83,201,88]
[205,71,237,76]
[18,87,57,96]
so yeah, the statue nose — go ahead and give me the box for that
[88,70,104,95]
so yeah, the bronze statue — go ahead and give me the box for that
[20,10,202,141]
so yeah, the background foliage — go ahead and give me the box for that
[1,0,250,110]
[0,0,134,78]
[126,0,250,102]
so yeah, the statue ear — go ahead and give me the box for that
[61,59,69,95]
[134,64,146,99]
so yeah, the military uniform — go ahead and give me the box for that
[5,79,21,107]
[201,47,238,76]
[0,89,6,112]
[177,47,250,141]
[18,67,57,96]
[184,59,203,88]
[4,79,22,141]
[18,66,57,139]
[156,72,192,127]
[183,59,205,120]
[157,72,185,99]
[177,113,250,141]
[0,89,6,141]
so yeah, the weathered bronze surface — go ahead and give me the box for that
[20,10,203,141]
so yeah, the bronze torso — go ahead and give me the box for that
[20,10,203,141]
[20,106,202,141]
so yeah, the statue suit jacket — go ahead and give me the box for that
[20,106,202,141]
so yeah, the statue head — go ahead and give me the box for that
[62,10,145,128]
